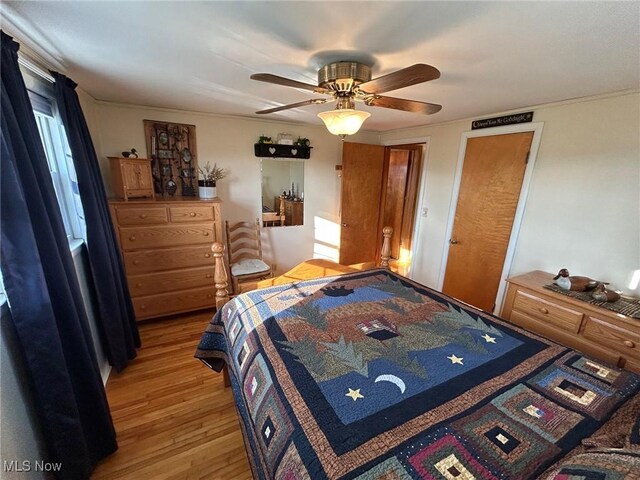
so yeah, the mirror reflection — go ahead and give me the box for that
[261,158,304,227]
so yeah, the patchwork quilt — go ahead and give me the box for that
[195,269,639,479]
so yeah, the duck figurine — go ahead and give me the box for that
[553,268,598,292]
[591,282,621,302]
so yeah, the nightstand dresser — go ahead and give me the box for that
[501,270,639,373]
[109,197,222,320]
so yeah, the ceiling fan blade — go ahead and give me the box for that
[251,73,328,94]
[358,64,440,94]
[366,95,442,115]
[255,98,332,114]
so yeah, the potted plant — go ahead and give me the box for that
[198,162,228,199]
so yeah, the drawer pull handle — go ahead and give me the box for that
[140,305,146,310]
[204,231,210,236]
[207,294,212,298]
[139,214,147,219]
[129,235,136,241]
[206,274,212,278]
[204,253,211,258]
[539,307,549,314]
[136,283,142,288]
[133,260,140,265]
[190,212,196,217]
[624,340,635,348]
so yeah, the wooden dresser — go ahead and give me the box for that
[109,197,222,320]
[501,270,640,373]
[284,199,303,226]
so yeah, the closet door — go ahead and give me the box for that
[442,131,533,311]
[339,142,386,265]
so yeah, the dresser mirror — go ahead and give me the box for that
[261,158,304,227]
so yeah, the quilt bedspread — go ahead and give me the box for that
[195,269,639,479]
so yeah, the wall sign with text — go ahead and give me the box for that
[472,112,534,130]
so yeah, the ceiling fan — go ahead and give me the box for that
[251,62,442,137]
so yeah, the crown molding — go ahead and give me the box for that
[1,4,66,73]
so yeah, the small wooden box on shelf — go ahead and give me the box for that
[501,270,640,373]
[109,156,154,200]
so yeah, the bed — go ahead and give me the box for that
[196,244,639,479]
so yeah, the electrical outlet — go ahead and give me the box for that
[421,208,428,218]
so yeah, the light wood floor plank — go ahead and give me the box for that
[92,312,252,479]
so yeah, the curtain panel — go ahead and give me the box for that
[1,31,117,479]
[51,72,140,372]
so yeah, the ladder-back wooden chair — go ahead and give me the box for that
[225,218,272,293]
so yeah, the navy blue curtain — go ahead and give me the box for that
[51,72,140,372]
[1,32,117,478]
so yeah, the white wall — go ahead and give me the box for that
[88,92,639,296]
[91,102,378,272]
[381,92,640,296]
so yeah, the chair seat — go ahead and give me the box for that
[231,258,270,277]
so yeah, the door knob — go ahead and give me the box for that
[449,238,458,244]
[341,223,348,227]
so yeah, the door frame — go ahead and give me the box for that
[382,136,431,278]
[437,122,544,314]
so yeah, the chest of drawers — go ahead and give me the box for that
[501,270,640,373]
[110,198,222,320]
[284,199,303,226]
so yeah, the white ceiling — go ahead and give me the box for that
[3,1,639,131]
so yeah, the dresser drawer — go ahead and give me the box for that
[512,290,584,333]
[124,188,155,199]
[123,245,215,274]
[169,205,215,223]
[583,316,640,361]
[116,206,168,226]
[132,286,215,319]
[128,266,215,297]
[119,224,215,250]
[510,311,622,366]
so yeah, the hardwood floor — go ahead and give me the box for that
[92,312,252,480]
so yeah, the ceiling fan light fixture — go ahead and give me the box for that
[317,109,371,137]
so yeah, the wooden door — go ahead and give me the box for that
[381,145,423,261]
[340,142,386,265]
[383,150,410,259]
[442,132,533,311]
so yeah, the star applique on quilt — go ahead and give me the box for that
[482,334,497,343]
[345,388,364,401]
[447,354,464,365]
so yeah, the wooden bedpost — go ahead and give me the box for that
[380,226,393,269]
[212,242,230,310]
[278,196,286,226]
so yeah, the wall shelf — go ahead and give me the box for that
[254,143,311,159]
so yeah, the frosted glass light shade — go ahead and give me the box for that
[317,109,371,136]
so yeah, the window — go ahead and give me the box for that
[23,69,85,242]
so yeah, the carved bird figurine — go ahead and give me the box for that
[553,268,598,291]
[591,283,621,302]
